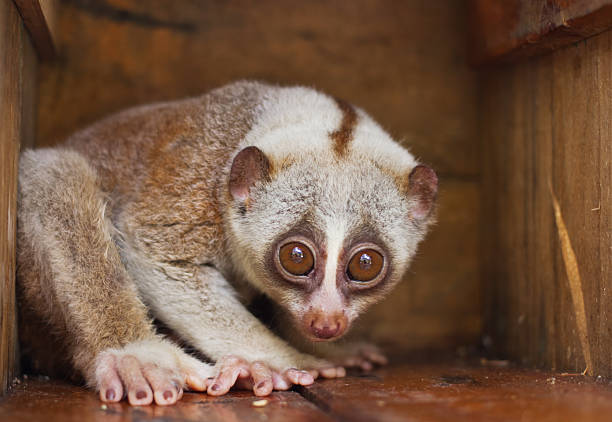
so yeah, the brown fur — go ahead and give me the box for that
[330,98,358,157]
[17,151,156,383]
[17,82,265,384]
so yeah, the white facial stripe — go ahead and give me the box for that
[322,219,346,299]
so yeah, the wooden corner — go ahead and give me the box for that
[13,0,58,60]
[469,0,612,65]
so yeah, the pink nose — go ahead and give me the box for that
[308,312,347,340]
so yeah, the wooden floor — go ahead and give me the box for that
[1,362,612,422]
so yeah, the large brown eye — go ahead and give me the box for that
[279,242,314,276]
[347,249,384,282]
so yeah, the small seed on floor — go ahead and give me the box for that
[252,399,269,407]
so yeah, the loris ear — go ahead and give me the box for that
[229,146,271,203]
[406,165,438,220]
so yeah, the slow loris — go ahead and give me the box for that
[16,81,437,405]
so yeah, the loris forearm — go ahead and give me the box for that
[123,257,343,395]
[133,262,309,365]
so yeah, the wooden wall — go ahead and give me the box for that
[0,0,38,395]
[481,30,612,376]
[36,0,480,356]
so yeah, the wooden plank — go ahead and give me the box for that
[470,0,612,64]
[595,29,612,377]
[0,380,334,422]
[35,0,481,355]
[0,0,24,396]
[20,24,38,150]
[0,0,38,397]
[13,0,58,60]
[301,364,612,422]
[481,27,612,376]
[0,2,29,395]
[551,39,600,373]
[530,54,556,370]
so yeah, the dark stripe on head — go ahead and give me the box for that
[330,98,358,157]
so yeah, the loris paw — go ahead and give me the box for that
[327,342,388,371]
[95,339,213,406]
[207,355,345,397]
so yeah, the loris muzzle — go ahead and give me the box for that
[16,81,437,405]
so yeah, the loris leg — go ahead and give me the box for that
[132,264,345,397]
[17,149,213,405]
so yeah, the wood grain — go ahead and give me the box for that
[0,0,25,396]
[4,364,612,421]
[300,364,612,422]
[0,380,334,422]
[470,0,612,64]
[481,29,612,376]
[20,34,38,150]
[35,0,481,355]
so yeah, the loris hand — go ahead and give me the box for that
[95,339,213,406]
[317,342,388,371]
[207,355,346,396]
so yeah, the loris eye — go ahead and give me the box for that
[279,242,314,276]
[347,249,384,282]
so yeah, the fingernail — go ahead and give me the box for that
[163,390,173,400]
[105,389,115,401]
[136,390,147,400]
[211,384,220,391]
[256,381,266,389]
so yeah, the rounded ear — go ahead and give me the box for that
[229,146,270,203]
[407,165,438,220]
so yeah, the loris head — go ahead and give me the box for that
[225,87,437,342]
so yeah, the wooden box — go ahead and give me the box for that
[1,0,610,398]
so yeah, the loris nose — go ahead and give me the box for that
[309,312,348,340]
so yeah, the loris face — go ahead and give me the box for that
[227,145,437,342]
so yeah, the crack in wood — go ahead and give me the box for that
[551,186,593,375]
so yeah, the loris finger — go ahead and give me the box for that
[116,356,154,405]
[284,368,314,385]
[319,366,346,378]
[250,362,274,396]
[179,353,215,392]
[97,354,123,403]
[207,357,249,396]
[141,363,182,406]
[271,371,290,390]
